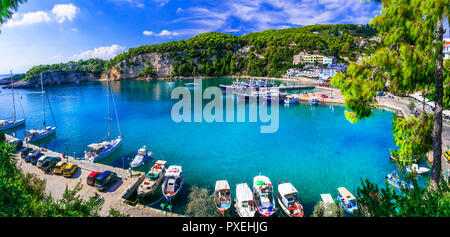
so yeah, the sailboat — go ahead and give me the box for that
[84,70,122,162]
[0,71,26,131]
[25,72,56,142]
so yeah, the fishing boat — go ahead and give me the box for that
[130,146,153,168]
[162,165,184,201]
[234,183,256,217]
[25,72,56,143]
[386,170,414,190]
[0,71,26,131]
[138,160,167,198]
[214,180,231,216]
[284,95,299,104]
[252,175,276,217]
[277,181,304,217]
[406,164,430,174]
[337,187,358,215]
[84,70,122,162]
[309,97,319,105]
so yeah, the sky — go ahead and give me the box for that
[0,0,387,74]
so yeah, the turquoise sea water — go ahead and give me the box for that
[0,78,406,215]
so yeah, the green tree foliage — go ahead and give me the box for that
[0,0,27,28]
[184,186,220,217]
[356,177,450,217]
[331,0,449,189]
[312,200,346,217]
[24,58,108,81]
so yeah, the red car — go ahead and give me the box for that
[87,171,103,186]
[321,94,329,98]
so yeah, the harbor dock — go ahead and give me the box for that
[5,134,182,217]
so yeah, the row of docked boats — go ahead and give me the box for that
[213,175,304,217]
[137,161,184,202]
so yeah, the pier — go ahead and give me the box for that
[5,134,182,217]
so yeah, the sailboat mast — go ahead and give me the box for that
[266,57,270,94]
[40,72,46,127]
[11,70,16,121]
[106,70,111,138]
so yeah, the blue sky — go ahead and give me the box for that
[0,0,385,74]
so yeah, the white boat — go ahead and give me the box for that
[184,82,199,87]
[309,97,319,105]
[252,175,276,217]
[214,180,231,216]
[130,146,153,168]
[84,137,122,162]
[284,95,299,104]
[320,193,335,217]
[406,164,430,174]
[25,126,56,143]
[84,70,122,162]
[234,183,256,217]
[277,181,304,217]
[25,72,57,143]
[138,160,167,198]
[0,119,25,131]
[0,70,26,131]
[162,165,183,201]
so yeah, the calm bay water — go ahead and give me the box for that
[0,78,402,215]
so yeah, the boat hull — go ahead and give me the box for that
[26,126,56,143]
[337,194,357,215]
[277,197,304,217]
[0,119,25,131]
[162,176,184,201]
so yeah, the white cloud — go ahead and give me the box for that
[3,3,79,28]
[4,11,52,27]
[52,3,79,23]
[176,8,183,14]
[68,45,126,61]
[72,28,78,32]
[143,29,179,37]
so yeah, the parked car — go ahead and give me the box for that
[19,147,33,158]
[30,152,44,165]
[41,157,61,172]
[87,171,103,186]
[95,171,117,191]
[63,163,78,177]
[321,94,329,98]
[24,149,40,162]
[53,161,67,175]
[37,156,49,168]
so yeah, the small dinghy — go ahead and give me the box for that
[252,175,276,217]
[386,170,413,190]
[277,181,304,217]
[130,146,152,168]
[162,165,184,201]
[337,187,358,215]
[214,180,231,216]
[406,164,430,174]
[138,160,167,198]
[235,183,256,217]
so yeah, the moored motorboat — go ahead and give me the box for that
[235,183,255,217]
[277,181,304,217]
[337,187,358,215]
[214,180,231,216]
[130,145,152,168]
[309,97,319,105]
[284,95,299,104]
[25,126,56,143]
[252,175,276,217]
[386,170,413,190]
[84,136,122,162]
[162,165,183,201]
[406,164,430,174]
[138,160,167,198]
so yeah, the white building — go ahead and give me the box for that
[444,38,450,60]
[322,56,336,65]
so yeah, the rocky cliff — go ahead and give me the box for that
[5,71,98,88]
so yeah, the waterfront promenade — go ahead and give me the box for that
[5,134,181,217]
